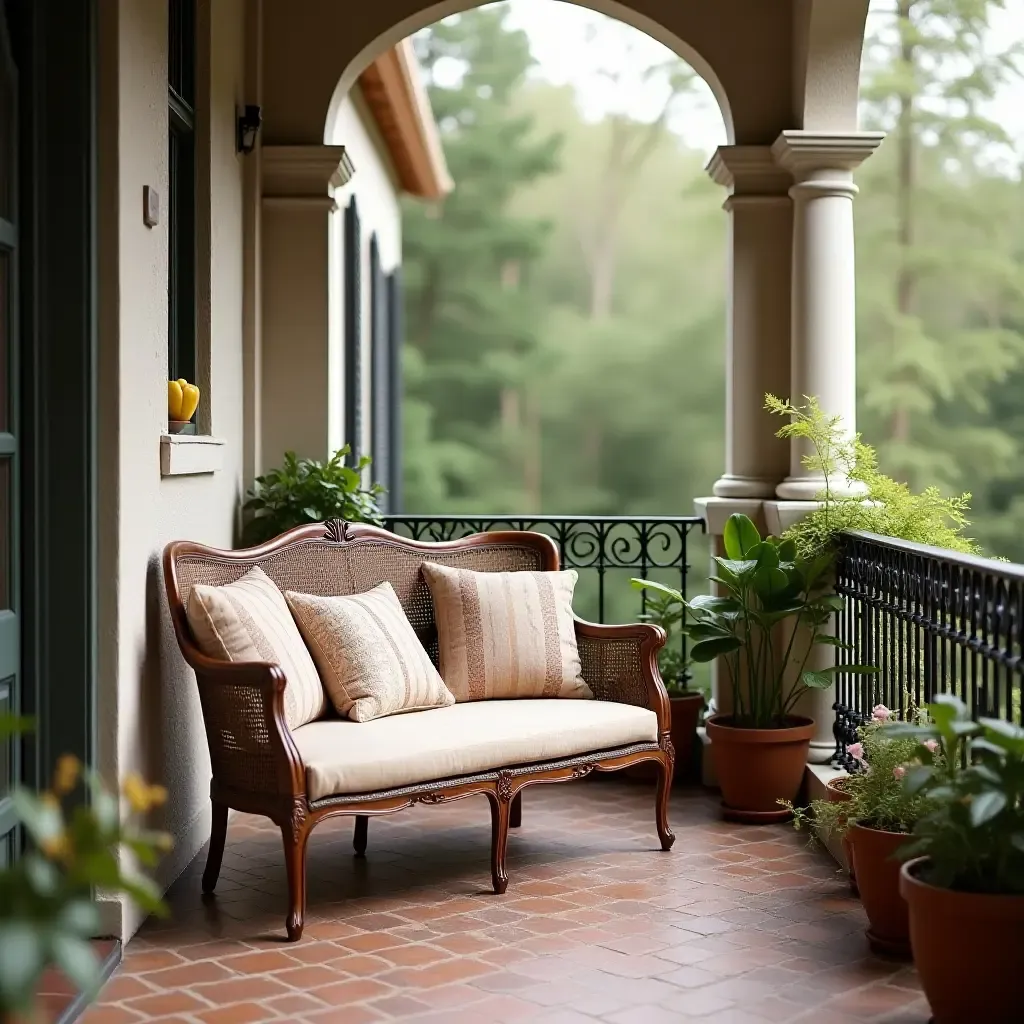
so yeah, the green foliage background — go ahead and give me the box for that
[400,2,1024,566]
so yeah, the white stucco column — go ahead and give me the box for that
[707,147,793,499]
[260,145,354,471]
[771,131,884,500]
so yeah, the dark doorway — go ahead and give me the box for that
[1,0,97,852]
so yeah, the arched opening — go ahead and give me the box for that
[323,0,735,145]
[323,1,732,697]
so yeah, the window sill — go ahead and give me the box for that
[160,434,225,477]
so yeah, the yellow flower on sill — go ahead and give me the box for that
[40,829,71,862]
[123,773,169,814]
[168,378,200,422]
[52,753,81,795]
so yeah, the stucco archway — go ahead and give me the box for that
[260,0,873,149]
[322,0,736,145]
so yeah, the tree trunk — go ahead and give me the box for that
[891,0,916,448]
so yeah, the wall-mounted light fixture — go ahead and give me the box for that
[236,104,263,154]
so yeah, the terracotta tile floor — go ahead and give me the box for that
[85,782,930,1023]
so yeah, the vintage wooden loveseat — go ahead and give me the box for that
[163,520,675,941]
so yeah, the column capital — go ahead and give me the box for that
[706,145,792,197]
[771,130,885,180]
[262,145,356,201]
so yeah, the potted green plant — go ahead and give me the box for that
[785,703,934,956]
[665,512,874,822]
[241,447,385,546]
[628,584,704,781]
[886,695,1024,1023]
[0,716,171,1020]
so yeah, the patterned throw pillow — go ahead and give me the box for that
[285,582,456,722]
[187,565,327,731]
[420,563,592,702]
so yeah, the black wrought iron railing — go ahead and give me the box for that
[833,530,1023,769]
[383,515,705,687]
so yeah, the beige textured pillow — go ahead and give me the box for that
[421,563,592,702]
[285,583,455,723]
[187,565,327,731]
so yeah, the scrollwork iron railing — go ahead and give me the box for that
[383,515,705,687]
[833,531,1023,769]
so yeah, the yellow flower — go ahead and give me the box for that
[40,831,71,862]
[123,773,168,813]
[52,754,81,795]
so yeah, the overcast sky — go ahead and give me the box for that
[503,0,1024,165]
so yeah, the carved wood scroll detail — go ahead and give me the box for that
[289,797,308,842]
[571,763,596,780]
[323,519,353,543]
[497,771,514,802]
[659,734,676,765]
[412,791,447,805]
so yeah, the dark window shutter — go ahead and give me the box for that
[369,235,390,512]
[386,269,404,513]
[343,197,362,465]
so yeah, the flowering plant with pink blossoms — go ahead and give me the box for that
[785,702,938,839]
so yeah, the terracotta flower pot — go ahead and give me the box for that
[825,777,857,895]
[705,714,814,823]
[625,692,704,782]
[900,857,1024,1023]
[846,823,911,957]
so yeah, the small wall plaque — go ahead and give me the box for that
[143,186,160,228]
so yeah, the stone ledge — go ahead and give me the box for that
[160,434,226,477]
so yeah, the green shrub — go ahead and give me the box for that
[241,448,385,546]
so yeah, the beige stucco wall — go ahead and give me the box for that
[331,87,404,462]
[97,0,247,940]
[259,86,404,474]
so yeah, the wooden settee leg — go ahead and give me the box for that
[353,815,368,857]
[509,792,522,829]
[202,801,228,895]
[656,751,675,851]
[488,788,511,894]
[282,810,310,941]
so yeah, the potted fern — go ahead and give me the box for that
[241,447,385,546]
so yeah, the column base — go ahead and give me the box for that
[712,474,779,499]
[775,476,827,501]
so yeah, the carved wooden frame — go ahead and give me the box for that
[164,521,675,941]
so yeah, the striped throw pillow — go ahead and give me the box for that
[421,563,592,702]
[187,565,327,730]
[285,583,455,722]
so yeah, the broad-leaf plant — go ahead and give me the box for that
[884,693,1024,894]
[241,447,385,546]
[635,512,875,730]
[0,715,171,1016]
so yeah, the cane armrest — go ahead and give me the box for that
[189,653,305,798]
[574,618,670,732]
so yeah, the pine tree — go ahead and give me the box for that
[401,3,560,512]
[857,0,1024,500]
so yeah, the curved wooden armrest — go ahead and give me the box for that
[573,618,671,732]
[188,652,306,798]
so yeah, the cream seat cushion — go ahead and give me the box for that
[285,582,455,722]
[421,563,592,702]
[187,565,326,730]
[291,699,658,799]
